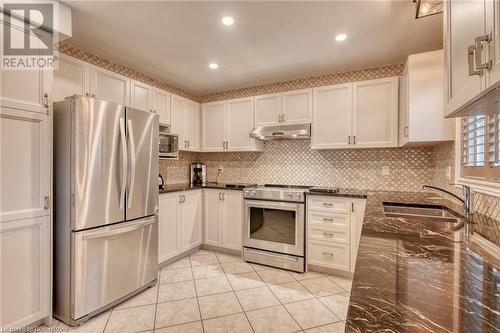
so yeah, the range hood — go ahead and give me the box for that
[249,123,311,141]
[447,80,500,118]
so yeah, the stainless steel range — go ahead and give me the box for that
[242,184,311,272]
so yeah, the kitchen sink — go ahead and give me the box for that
[383,203,461,223]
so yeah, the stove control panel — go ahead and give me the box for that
[244,188,305,202]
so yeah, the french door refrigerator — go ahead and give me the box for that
[53,96,159,326]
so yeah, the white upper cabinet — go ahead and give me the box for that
[170,94,184,144]
[202,101,226,152]
[352,77,399,148]
[183,100,201,151]
[90,66,130,106]
[0,24,51,113]
[312,84,352,149]
[443,0,489,116]
[202,97,263,152]
[400,50,454,146]
[254,90,312,127]
[255,93,282,126]
[53,54,90,102]
[226,97,261,151]
[153,88,171,125]
[281,89,312,125]
[486,1,500,88]
[130,79,152,112]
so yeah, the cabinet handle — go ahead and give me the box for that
[404,126,409,138]
[323,217,334,222]
[323,232,333,237]
[351,202,355,213]
[353,136,356,144]
[44,195,50,209]
[323,202,333,207]
[468,45,483,76]
[222,193,225,201]
[475,33,493,70]
[348,136,351,145]
[187,140,190,149]
[179,195,182,203]
[282,114,285,123]
[43,93,49,108]
[92,94,96,98]
[322,252,334,257]
[85,93,89,97]
[219,192,222,200]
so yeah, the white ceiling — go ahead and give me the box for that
[63,1,442,96]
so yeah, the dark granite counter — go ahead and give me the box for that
[346,191,499,333]
[159,182,256,194]
[307,188,368,199]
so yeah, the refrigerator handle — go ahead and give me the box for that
[119,118,127,210]
[127,119,137,209]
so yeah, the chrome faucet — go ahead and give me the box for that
[422,184,472,218]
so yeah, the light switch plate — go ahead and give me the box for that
[446,166,451,180]
[382,166,390,176]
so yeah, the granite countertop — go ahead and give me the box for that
[346,191,499,333]
[159,182,256,194]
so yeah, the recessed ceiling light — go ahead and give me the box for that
[335,34,347,42]
[222,16,234,26]
[209,63,219,69]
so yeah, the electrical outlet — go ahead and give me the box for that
[382,166,390,176]
[218,166,224,173]
[446,166,452,180]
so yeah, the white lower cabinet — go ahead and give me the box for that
[158,190,202,263]
[0,216,51,329]
[203,189,243,251]
[307,196,366,273]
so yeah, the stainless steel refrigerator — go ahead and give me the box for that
[53,96,159,326]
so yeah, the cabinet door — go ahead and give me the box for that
[0,216,50,329]
[350,200,366,273]
[53,54,90,102]
[1,108,50,223]
[352,77,399,148]
[153,88,171,125]
[282,89,312,125]
[311,84,352,149]
[444,0,485,116]
[90,66,130,106]
[170,94,184,147]
[486,0,500,87]
[0,23,51,113]
[255,93,282,126]
[158,193,181,263]
[181,190,202,251]
[202,102,226,152]
[184,101,200,151]
[130,80,152,112]
[203,190,222,247]
[226,97,257,151]
[222,191,243,250]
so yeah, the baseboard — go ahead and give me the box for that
[200,244,242,256]
[308,264,354,278]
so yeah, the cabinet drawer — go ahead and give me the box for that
[308,240,350,271]
[308,225,349,244]
[307,196,351,213]
[307,211,349,229]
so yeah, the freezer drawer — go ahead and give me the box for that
[72,216,158,320]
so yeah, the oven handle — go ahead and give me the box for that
[245,248,300,263]
[244,200,303,210]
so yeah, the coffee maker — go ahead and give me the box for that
[190,163,206,185]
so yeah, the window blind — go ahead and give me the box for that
[463,116,485,167]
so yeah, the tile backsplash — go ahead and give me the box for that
[160,140,435,192]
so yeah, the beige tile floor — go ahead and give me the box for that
[45,250,352,333]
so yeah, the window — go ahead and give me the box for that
[462,115,500,180]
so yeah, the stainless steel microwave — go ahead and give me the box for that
[159,125,179,159]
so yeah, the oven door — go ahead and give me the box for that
[159,133,178,159]
[243,200,304,257]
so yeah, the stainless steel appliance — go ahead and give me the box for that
[159,124,179,159]
[249,123,311,141]
[243,184,310,272]
[53,96,159,326]
[190,163,206,185]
